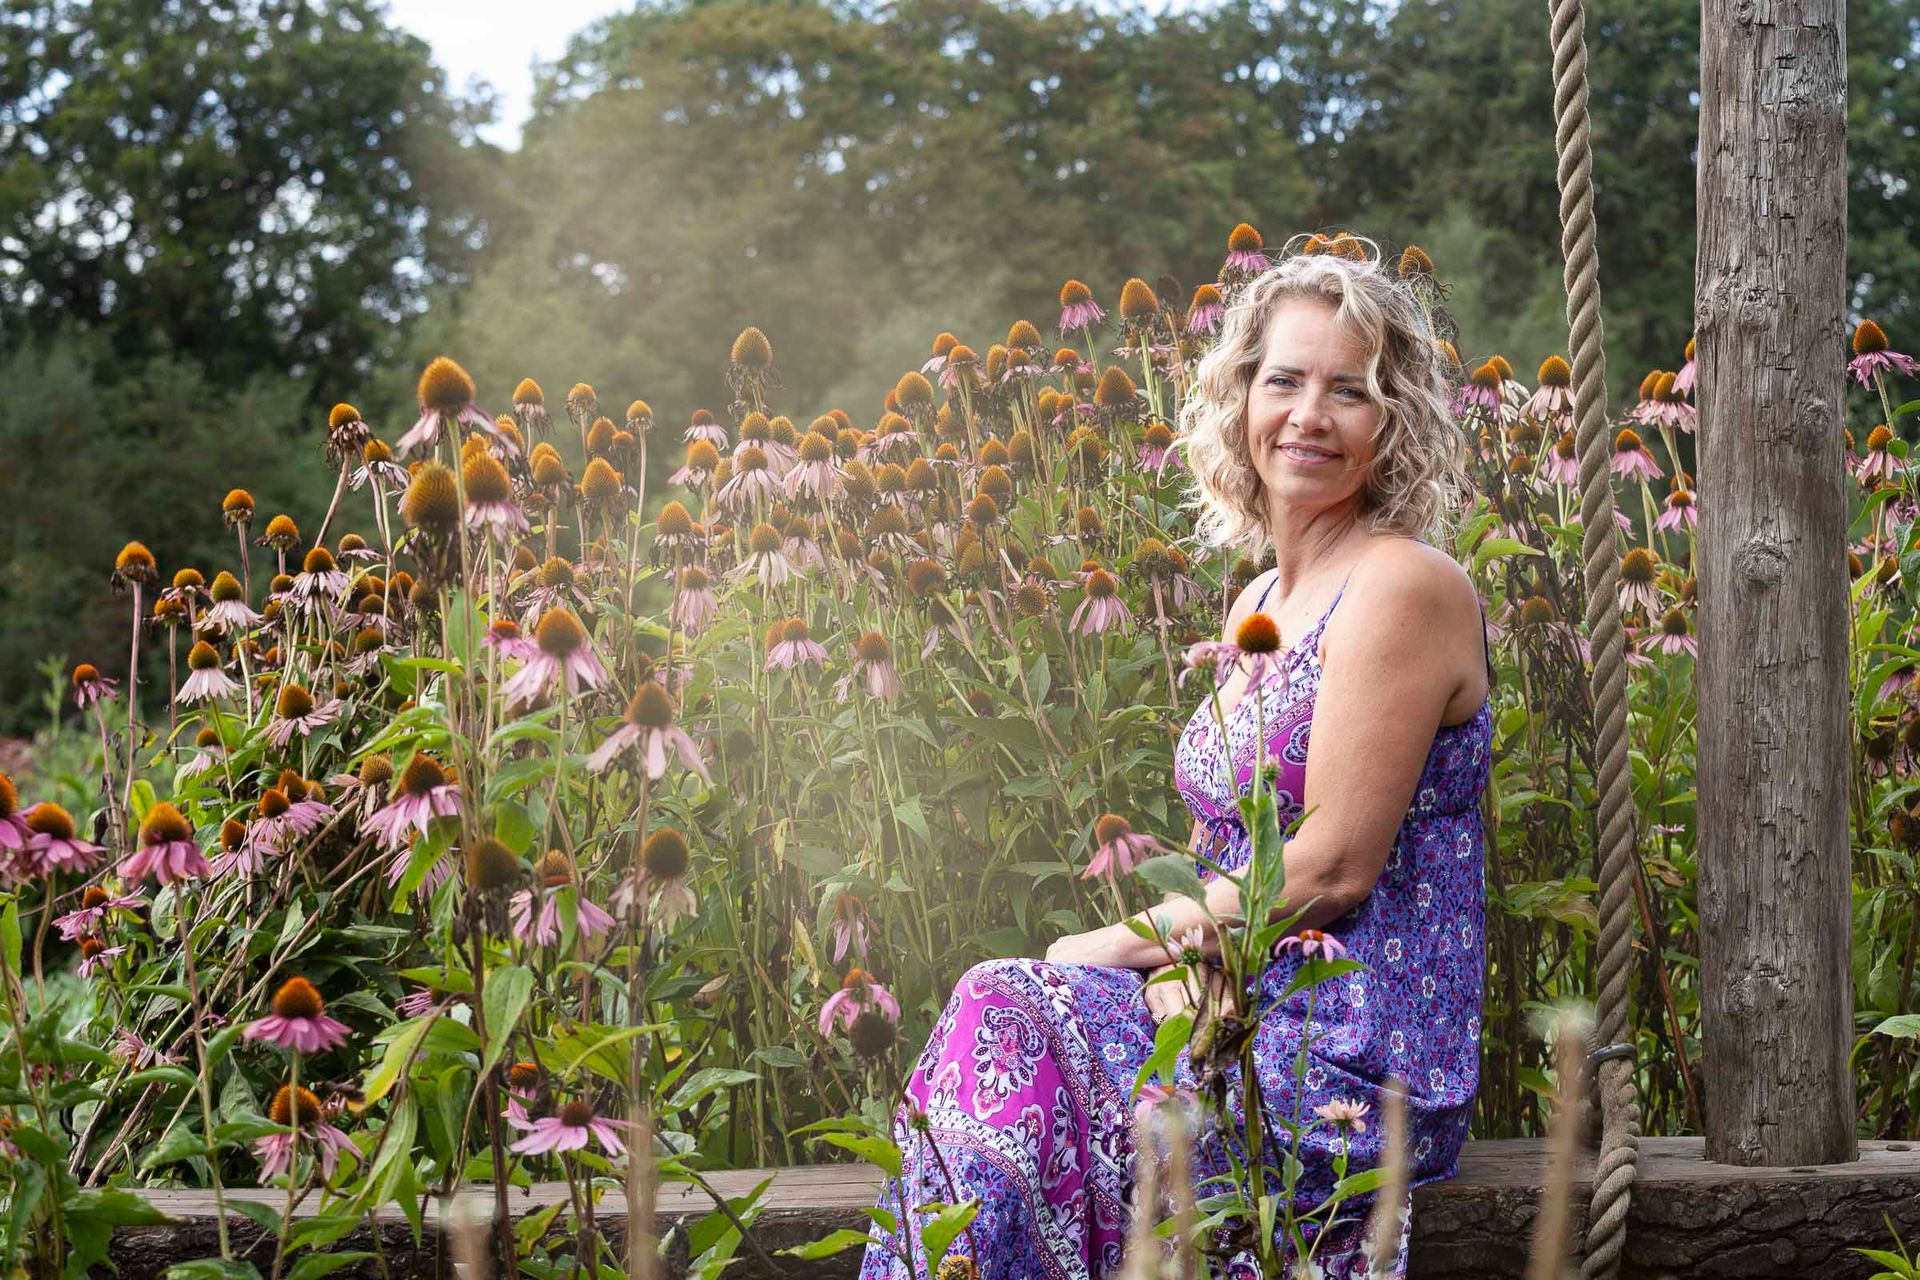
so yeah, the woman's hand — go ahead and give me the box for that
[1044,922,1164,969]
[1142,962,1222,1024]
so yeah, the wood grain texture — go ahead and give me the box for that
[106,1139,1920,1279]
[1694,0,1856,1167]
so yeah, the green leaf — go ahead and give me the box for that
[919,1199,980,1274]
[164,1260,264,1280]
[1871,1014,1920,1041]
[286,1253,376,1280]
[816,1132,902,1179]
[778,1229,875,1260]
[139,1123,207,1171]
[1471,535,1545,573]
[1,896,20,979]
[363,1014,437,1106]
[1134,853,1206,905]
[480,965,535,1080]
[891,797,930,843]
[7,1161,46,1243]
[6,1124,61,1164]
[1132,1009,1193,1097]
[65,1187,174,1228]
[666,1066,758,1112]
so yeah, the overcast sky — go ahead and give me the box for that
[387,0,633,149]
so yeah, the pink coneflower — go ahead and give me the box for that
[829,893,873,963]
[464,450,529,543]
[717,446,782,515]
[1539,430,1580,487]
[502,608,607,711]
[246,977,351,1053]
[836,632,904,703]
[118,802,204,885]
[1072,568,1133,636]
[350,438,411,491]
[0,773,31,874]
[731,521,800,589]
[1058,279,1105,333]
[765,617,829,672]
[239,785,335,863]
[24,802,103,877]
[266,684,342,748]
[784,432,843,503]
[110,1027,180,1069]
[71,662,118,710]
[1453,361,1505,417]
[1525,356,1575,422]
[1221,223,1267,279]
[396,986,441,1019]
[585,683,710,780]
[1082,814,1161,885]
[1183,611,1289,697]
[175,641,243,704]
[1625,370,1667,427]
[1646,372,1696,433]
[1277,928,1348,961]
[669,565,718,636]
[1136,421,1179,472]
[397,356,494,456]
[1313,1098,1371,1133]
[1609,428,1663,481]
[481,618,538,662]
[1655,486,1699,532]
[1673,337,1696,395]
[1645,607,1697,657]
[54,884,144,941]
[920,596,970,660]
[683,409,730,448]
[179,726,227,780]
[77,936,127,979]
[611,828,700,930]
[1185,283,1224,336]
[510,850,617,947]
[1856,425,1903,483]
[256,1084,356,1180]
[285,547,350,617]
[199,571,264,634]
[818,968,902,1038]
[1851,321,1920,387]
[365,755,462,853]
[510,1099,629,1157]
[1617,548,1662,615]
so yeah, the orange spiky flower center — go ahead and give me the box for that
[417,356,477,411]
[140,801,191,845]
[642,827,690,879]
[271,976,325,1019]
[277,684,315,720]
[1236,612,1281,653]
[1094,813,1133,845]
[1855,320,1889,356]
[627,682,675,729]
[535,608,587,658]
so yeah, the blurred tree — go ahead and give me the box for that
[0,0,497,398]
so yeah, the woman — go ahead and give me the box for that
[861,238,1492,1280]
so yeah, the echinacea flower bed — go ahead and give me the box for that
[2,224,1918,1277]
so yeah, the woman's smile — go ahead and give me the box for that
[1277,442,1341,466]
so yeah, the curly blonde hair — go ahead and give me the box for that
[1176,234,1465,559]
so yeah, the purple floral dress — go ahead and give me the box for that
[861,574,1492,1280]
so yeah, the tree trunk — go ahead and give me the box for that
[1695,0,1855,1166]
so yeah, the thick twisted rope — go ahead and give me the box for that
[1544,0,1642,1275]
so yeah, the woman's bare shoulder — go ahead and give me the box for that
[1341,536,1480,633]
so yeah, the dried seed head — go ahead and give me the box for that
[1227,223,1264,253]
[642,827,690,880]
[465,837,521,891]
[417,356,477,411]
[855,631,892,663]
[1519,595,1558,626]
[223,488,256,522]
[463,452,513,506]
[747,522,782,556]
[566,383,598,417]
[849,1009,897,1059]
[1118,277,1159,322]
[358,754,394,787]
[1008,319,1042,349]
[1397,245,1434,278]
[892,371,934,410]
[580,457,623,505]
[115,541,159,584]
[530,445,570,488]
[626,682,675,729]
[930,332,959,358]
[1093,367,1137,409]
[513,378,544,407]
[731,326,773,369]
[626,398,653,426]
[401,463,461,533]
[906,558,947,599]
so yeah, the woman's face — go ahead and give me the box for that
[1244,296,1383,518]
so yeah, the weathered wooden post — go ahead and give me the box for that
[1695,0,1856,1165]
